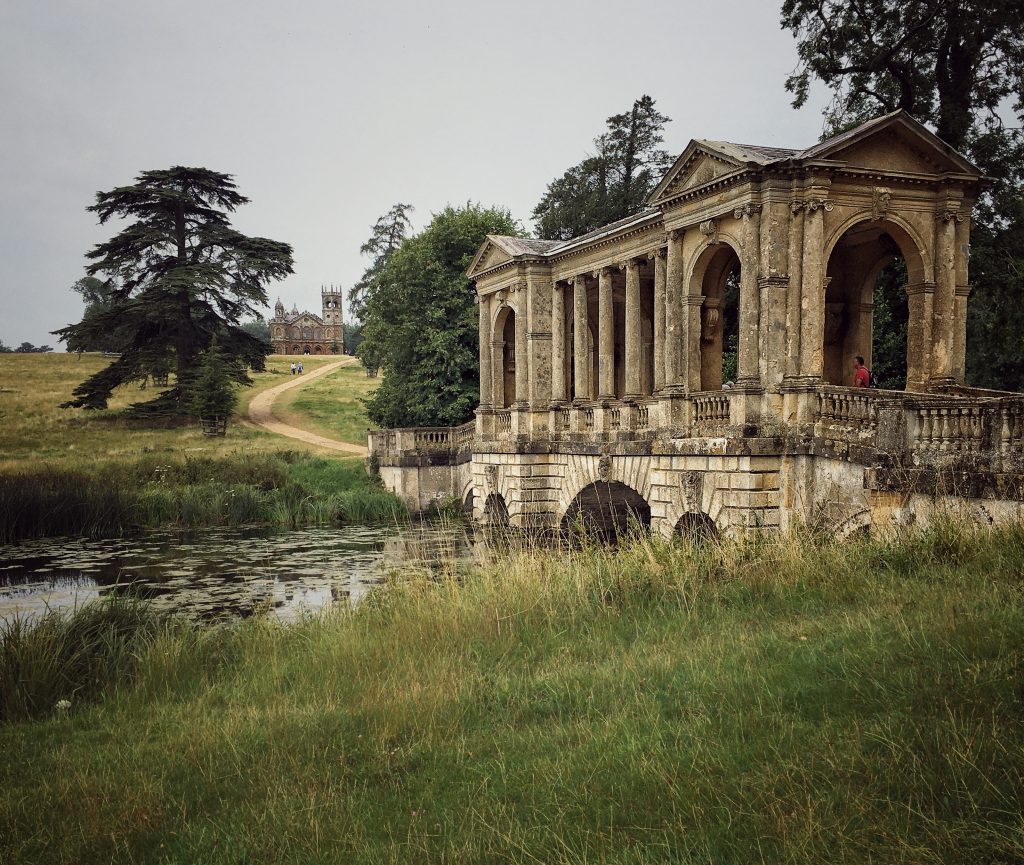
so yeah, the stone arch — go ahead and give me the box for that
[821,213,931,389]
[560,481,652,541]
[687,236,745,390]
[833,508,873,541]
[492,303,517,408]
[483,492,510,527]
[558,453,653,518]
[674,511,719,542]
[291,344,302,354]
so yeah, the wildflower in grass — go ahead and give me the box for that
[55,699,71,713]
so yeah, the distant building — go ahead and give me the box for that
[270,286,345,355]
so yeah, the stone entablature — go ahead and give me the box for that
[271,286,345,355]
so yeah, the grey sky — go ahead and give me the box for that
[0,0,828,349]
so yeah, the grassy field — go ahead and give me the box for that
[273,362,380,446]
[0,353,398,540]
[1,520,1022,863]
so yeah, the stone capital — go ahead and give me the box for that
[804,197,834,213]
[904,281,936,297]
[936,208,964,224]
[593,266,615,279]
[733,203,763,220]
[647,247,667,260]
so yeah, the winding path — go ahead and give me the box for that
[247,358,368,456]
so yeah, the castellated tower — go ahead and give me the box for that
[322,284,345,353]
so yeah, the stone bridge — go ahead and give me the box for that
[369,112,1024,538]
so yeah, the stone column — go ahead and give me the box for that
[572,275,589,401]
[597,266,615,399]
[684,294,703,391]
[799,195,831,379]
[478,293,492,408]
[624,258,642,399]
[784,201,805,379]
[491,328,505,409]
[551,281,566,402]
[664,229,684,386]
[526,271,552,408]
[953,213,972,385]
[735,203,762,384]
[651,248,666,391]
[514,287,528,407]
[931,204,960,385]
[906,283,934,392]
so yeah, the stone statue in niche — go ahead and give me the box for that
[701,304,720,343]
[824,303,846,346]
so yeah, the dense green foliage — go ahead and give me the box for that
[64,276,132,354]
[55,167,294,412]
[871,259,910,389]
[0,452,405,544]
[533,96,673,241]
[346,203,414,325]
[0,341,52,353]
[781,0,1024,391]
[187,343,239,429]
[357,204,520,427]
[2,520,1023,861]
[239,316,271,348]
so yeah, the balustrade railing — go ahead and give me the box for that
[496,410,512,434]
[997,400,1024,455]
[557,406,571,432]
[413,428,450,448]
[581,406,595,432]
[636,404,650,429]
[609,407,622,431]
[817,387,879,434]
[451,421,475,451]
[691,393,730,426]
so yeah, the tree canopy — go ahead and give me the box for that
[782,0,1024,390]
[347,203,414,323]
[532,96,673,241]
[55,167,293,412]
[356,204,519,428]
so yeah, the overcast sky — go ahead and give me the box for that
[0,0,829,349]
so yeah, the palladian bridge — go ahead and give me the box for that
[369,111,1024,538]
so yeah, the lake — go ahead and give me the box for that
[0,523,475,623]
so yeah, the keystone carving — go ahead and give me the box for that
[484,464,499,490]
[680,471,704,513]
[701,305,720,343]
[597,454,612,482]
[872,187,892,221]
[699,219,719,246]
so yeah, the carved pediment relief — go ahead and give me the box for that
[666,153,733,195]
[468,240,514,278]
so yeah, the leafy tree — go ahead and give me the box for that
[347,203,414,322]
[13,342,53,353]
[533,96,673,240]
[54,167,293,412]
[358,204,519,427]
[65,276,132,354]
[239,316,272,347]
[0,341,10,353]
[781,0,1024,390]
[342,322,363,356]
[187,342,238,436]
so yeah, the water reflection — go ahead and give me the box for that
[0,523,474,622]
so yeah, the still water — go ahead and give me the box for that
[0,524,474,623]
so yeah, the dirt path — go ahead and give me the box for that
[247,359,368,456]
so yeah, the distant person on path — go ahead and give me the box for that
[298,361,303,374]
[290,362,296,375]
[853,356,870,388]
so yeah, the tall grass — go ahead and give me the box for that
[0,452,407,543]
[2,519,1022,862]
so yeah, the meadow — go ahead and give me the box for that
[0,353,402,541]
[1,519,1022,863]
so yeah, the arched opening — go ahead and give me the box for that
[560,481,652,543]
[314,345,324,354]
[674,512,718,543]
[823,218,926,390]
[291,344,302,354]
[483,492,509,527]
[493,306,517,408]
[462,488,476,519]
[693,245,742,390]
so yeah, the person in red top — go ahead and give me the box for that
[853,355,870,388]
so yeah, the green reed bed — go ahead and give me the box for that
[0,452,406,543]
[2,518,1022,864]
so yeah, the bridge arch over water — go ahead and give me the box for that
[560,481,651,541]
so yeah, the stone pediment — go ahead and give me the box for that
[287,312,325,326]
[647,143,746,206]
[802,110,980,177]
[466,236,515,279]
